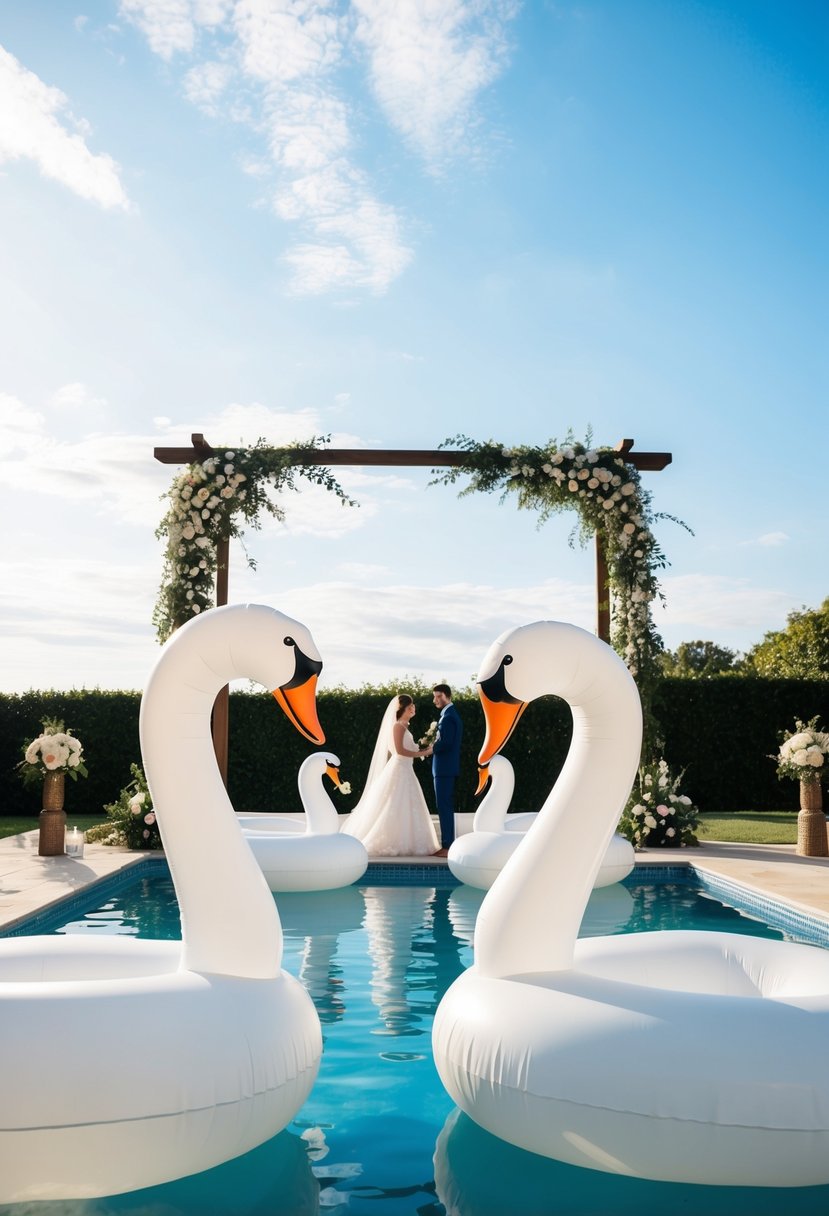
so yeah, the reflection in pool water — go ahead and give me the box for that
[2,872,828,1215]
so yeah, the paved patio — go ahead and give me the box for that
[2,823,829,934]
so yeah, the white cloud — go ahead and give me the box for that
[653,574,794,634]
[352,0,517,168]
[757,531,789,547]
[119,0,195,59]
[183,58,233,113]
[48,382,108,412]
[0,44,130,209]
[233,0,342,83]
[231,569,595,689]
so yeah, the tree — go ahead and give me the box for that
[659,640,738,678]
[742,597,829,678]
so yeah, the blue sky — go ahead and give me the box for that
[1,0,827,694]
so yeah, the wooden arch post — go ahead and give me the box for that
[155,435,671,782]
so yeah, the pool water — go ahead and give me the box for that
[4,869,829,1216]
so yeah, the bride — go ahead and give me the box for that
[341,695,440,856]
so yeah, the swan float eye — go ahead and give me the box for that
[283,636,295,646]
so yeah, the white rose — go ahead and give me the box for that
[666,826,676,838]
[792,749,811,766]
[644,814,657,829]
[67,752,80,767]
[806,748,824,767]
[787,732,812,752]
[25,741,41,764]
[678,795,692,806]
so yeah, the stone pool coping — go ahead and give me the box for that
[2,822,829,935]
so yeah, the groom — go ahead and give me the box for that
[431,683,463,858]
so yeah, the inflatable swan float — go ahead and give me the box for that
[447,754,634,890]
[0,604,326,1201]
[433,621,829,1187]
[238,752,368,891]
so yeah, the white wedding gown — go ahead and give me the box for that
[342,727,439,857]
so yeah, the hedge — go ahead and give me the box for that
[2,679,828,820]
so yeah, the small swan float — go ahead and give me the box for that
[433,621,829,1186]
[238,752,368,891]
[447,754,634,890]
[0,604,326,1201]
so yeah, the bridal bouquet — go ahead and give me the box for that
[18,718,88,785]
[419,722,438,747]
[774,717,829,785]
[418,721,438,759]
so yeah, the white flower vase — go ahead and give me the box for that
[38,772,66,857]
[797,779,828,858]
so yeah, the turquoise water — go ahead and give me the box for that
[4,871,829,1215]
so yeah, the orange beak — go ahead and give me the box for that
[478,686,527,766]
[325,762,342,788]
[272,672,325,745]
[476,765,491,796]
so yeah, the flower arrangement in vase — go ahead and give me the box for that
[773,717,829,857]
[18,718,88,856]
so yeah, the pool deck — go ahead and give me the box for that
[2,824,829,934]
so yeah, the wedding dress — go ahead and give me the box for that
[341,699,439,856]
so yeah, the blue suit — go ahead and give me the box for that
[431,703,462,848]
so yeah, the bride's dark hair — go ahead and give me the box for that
[395,694,414,720]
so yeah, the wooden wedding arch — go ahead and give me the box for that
[155,434,671,778]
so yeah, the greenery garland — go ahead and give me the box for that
[433,432,689,755]
[154,437,357,643]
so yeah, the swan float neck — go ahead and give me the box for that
[139,604,325,980]
[474,622,641,979]
[299,752,342,834]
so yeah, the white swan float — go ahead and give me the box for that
[0,604,326,1201]
[238,752,368,891]
[447,754,634,890]
[432,621,829,1187]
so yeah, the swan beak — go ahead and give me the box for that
[272,673,325,745]
[476,765,491,796]
[325,762,342,787]
[478,688,527,765]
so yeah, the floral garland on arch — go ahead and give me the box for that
[432,432,689,751]
[153,437,357,643]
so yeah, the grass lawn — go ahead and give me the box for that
[0,813,804,845]
[0,815,107,841]
[698,811,799,845]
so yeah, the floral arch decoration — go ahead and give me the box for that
[153,437,356,643]
[154,430,685,724]
[432,432,689,727]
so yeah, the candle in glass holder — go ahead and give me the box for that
[65,827,85,859]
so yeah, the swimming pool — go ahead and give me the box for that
[3,864,829,1215]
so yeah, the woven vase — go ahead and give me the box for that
[38,771,67,857]
[42,771,65,811]
[797,779,827,858]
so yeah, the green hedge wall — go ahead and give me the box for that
[2,679,828,820]
[654,678,829,811]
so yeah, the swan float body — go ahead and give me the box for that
[0,604,326,1201]
[238,752,368,891]
[447,755,634,890]
[432,621,829,1187]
